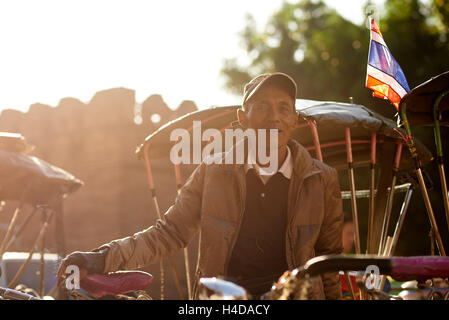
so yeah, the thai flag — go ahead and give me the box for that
[366,18,410,110]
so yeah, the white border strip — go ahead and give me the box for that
[370,30,387,47]
[367,65,408,98]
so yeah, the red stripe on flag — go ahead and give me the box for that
[366,75,402,109]
[370,18,383,37]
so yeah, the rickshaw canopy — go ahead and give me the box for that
[399,71,449,126]
[0,149,83,205]
[136,99,432,170]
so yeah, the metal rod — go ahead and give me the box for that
[340,182,411,199]
[379,236,393,292]
[158,260,165,300]
[168,261,186,299]
[150,190,186,302]
[307,120,323,162]
[345,127,361,254]
[151,188,185,299]
[0,206,23,260]
[174,163,183,191]
[416,168,446,256]
[174,163,193,300]
[182,253,191,300]
[143,143,165,300]
[143,144,185,299]
[378,176,395,255]
[344,271,356,300]
[437,163,449,231]
[378,143,402,254]
[390,187,413,255]
[367,132,376,253]
[433,89,449,232]
[8,210,54,289]
[400,103,446,256]
[39,209,46,298]
[4,207,37,252]
[305,139,371,152]
[0,181,32,259]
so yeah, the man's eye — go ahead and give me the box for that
[279,106,291,113]
[254,104,267,111]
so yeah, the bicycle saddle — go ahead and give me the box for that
[80,270,153,298]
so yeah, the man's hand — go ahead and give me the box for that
[57,250,108,286]
[57,251,89,286]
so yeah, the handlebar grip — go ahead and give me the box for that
[0,286,40,300]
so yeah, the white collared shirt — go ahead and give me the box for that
[244,146,293,184]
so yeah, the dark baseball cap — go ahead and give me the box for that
[242,72,297,106]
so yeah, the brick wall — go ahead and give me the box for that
[0,88,198,298]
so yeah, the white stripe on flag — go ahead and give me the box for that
[370,31,387,47]
[367,65,408,98]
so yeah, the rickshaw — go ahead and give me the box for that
[6,80,449,300]
[0,132,83,299]
[74,72,449,301]
[131,97,446,300]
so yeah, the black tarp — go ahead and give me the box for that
[0,150,83,205]
[400,71,449,126]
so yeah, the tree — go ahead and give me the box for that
[222,0,449,116]
[222,0,369,104]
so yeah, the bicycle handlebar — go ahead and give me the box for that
[0,286,40,300]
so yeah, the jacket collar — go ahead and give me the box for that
[220,137,322,180]
[287,139,322,181]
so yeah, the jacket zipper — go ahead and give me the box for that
[286,169,321,269]
[224,167,246,276]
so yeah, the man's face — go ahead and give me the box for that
[239,82,297,151]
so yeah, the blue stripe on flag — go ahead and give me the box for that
[368,41,410,92]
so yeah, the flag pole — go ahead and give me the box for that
[400,103,446,256]
[367,132,376,253]
[432,89,449,233]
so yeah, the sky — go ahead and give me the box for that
[0,0,384,113]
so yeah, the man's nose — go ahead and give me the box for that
[265,106,281,121]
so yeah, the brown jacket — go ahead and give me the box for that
[97,139,344,299]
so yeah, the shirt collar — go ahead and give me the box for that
[244,146,293,180]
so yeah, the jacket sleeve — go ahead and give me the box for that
[95,162,206,273]
[314,167,344,300]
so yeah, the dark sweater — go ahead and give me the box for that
[227,169,290,298]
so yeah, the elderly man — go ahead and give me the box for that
[58,73,344,299]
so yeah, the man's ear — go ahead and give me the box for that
[237,108,248,128]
